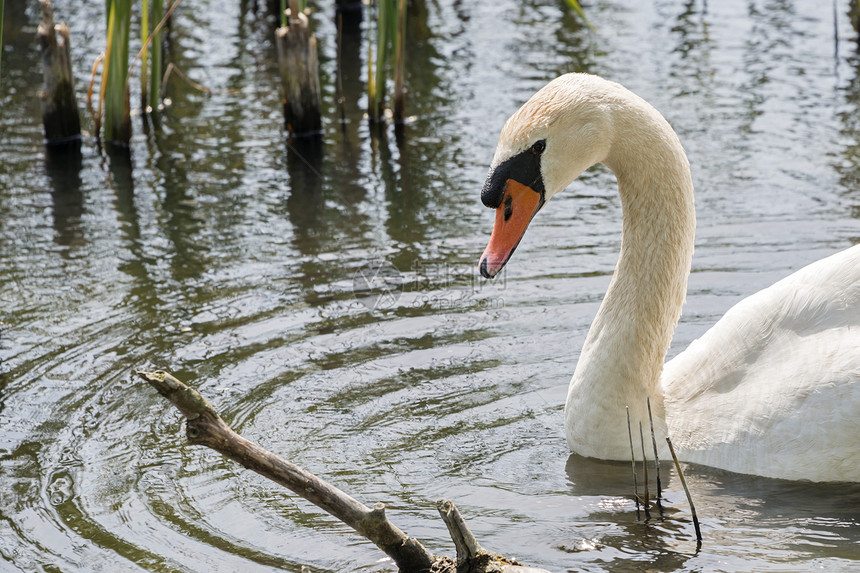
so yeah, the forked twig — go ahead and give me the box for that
[137,370,434,571]
[137,370,551,573]
[437,499,484,566]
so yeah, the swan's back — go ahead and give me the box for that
[663,244,860,481]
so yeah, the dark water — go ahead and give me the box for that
[2,1,859,571]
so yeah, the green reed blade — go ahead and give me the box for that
[104,0,132,142]
[562,0,594,30]
[149,0,163,110]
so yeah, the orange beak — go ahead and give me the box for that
[479,179,543,278]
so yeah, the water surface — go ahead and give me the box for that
[1,1,859,571]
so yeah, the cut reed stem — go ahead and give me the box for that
[276,0,322,136]
[371,0,390,120]
[38,0,81,144]
[562,0,595,30]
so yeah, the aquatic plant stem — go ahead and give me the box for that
[666,436,703,547]
[103,0,131,144]
[148,0,163,112]
[639,422,650,520]
[626,407,640,510]
[646,398,663,504]
[141,0,148,108]
[133,0,179,63]
[336,11,346,127]
[0,0,5,80]
[127,0,178,110]
[392,0,406,123]
[371,0,390,120]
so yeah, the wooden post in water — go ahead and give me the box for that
[275,0,322,137]
[38,0,81,145]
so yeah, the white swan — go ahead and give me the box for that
[478,73,860,482]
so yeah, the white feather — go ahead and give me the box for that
[493,73,860,482]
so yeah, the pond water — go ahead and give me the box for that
[2,0,859,571]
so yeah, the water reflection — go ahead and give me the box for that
[667,0,714,99]
[834,26,860,223]
[46,143,85,253]
[2,1,860,572]
[565,454,860,571]
[285,136,325,255]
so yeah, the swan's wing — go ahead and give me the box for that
[662,245,860,481]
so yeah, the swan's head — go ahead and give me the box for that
[479,73,615,278]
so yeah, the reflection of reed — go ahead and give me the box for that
[285,136,324,251]
[46,143,84,252]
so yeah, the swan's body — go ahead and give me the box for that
[478,73,860,482]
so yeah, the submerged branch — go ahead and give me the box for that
[137,370,552,573]
[137,370,434,571]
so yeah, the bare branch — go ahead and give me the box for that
[138,370,553,573]
[137,370,435,572]
[437,499,484,565]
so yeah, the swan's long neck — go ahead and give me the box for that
[564,99,696,460]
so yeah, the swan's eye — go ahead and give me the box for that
[531,140,546,155]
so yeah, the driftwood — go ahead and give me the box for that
[38,0,81,145]
[275,0,322,137]
[137,370,552,573]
